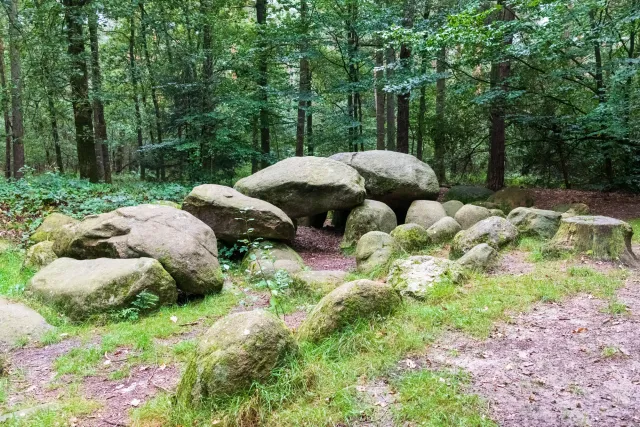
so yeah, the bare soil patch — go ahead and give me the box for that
[491,251,535,276]
[292,226,355,271]
[426,278,640,427]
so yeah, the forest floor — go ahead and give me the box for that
[1,187,640,426]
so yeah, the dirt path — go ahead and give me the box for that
[292,226,356,271]
[426,277,640,427]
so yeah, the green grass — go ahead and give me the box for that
[629,218,640,243]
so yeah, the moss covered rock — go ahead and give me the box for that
[30,213,78,243]
[292,270,347,295]
[0,298,52,349]
[183,184,295,243]
[454,204,492,230]
[53,204,223,295]
[442,200,464,217]
[490,209,506,218]
[234,156,366,219]
[507,207,562,239]
[245,242,305,278]
[545,216,638,266]
[426,217,462,244]
[342,200,397,248]
[152,200,181,209]
[297,280,401,342]
[488,188,535,212]
[456,243,498,272]
[451,216,519,258]
[444,186,494,204]
[405,200,447,229]
[23,241,57,270]
[355,231,398,275]
[27,257,177,321]
[387,256,464,299]
[176,310,297,404]
[390,223,430,253]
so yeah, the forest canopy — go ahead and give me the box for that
[0,0,638,191]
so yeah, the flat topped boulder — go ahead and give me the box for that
[53,204,223,295]
[452,216,518,257]
[342,200,397,248]
[547,216,638,266]
[0,298,52,348]
[27,257,177,321]
[387,256,464,299]
[330,151,439,212]
[234,156,366,219]
[183,184,295,243]
[30,213,78,243]
[507,207,562,239]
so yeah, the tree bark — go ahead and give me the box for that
[89,7,111,183]
[128,15,144,179]
[434,46,446,182]
[63,0,98,182]
[295,0,310,157]
[385,47,396,151]
[201,0,214,170]
[307,93,313,155]
[256,0,270,169]
[47,96,63,174]
[0,37,11,178]
[396,0,414,154]
[7,0,24,179]
[375,47,385,150]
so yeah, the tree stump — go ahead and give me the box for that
[547,216,638,267]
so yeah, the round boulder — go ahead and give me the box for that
[451,216,519,258]
[355,231,398,275]
[442,200,464,217]
[183,184,295,243]
[456,243,498,272]
[245,242,305,278]
[387,256,464,299]
[444,186,494,204]
[342,200,397,248]
[23,241,57,270]
[0,298,52,348]
[330,151,439,213]
[507,207,562,239]
[234,156,366,219]
[405,201,447,229]
[30,213,78,243]
[426,217,462,244]
[390,223,430,253]
[53,204,223,295]
[293,270,348,295]
[297,280,401,342]
[27,257,177,321]
[176,310,297,404]
[454,204,492,230]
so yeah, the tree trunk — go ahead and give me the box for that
[375,47,385,150]
[256,0,270,169]
[295,0,310,157]
[128,15,144,179]
[201,0,214,170]
[396,0,414,154]
[89,7,111,183]
[47,96,63,174]
[434,46,446,182]
[63,0,98,183]
[385,47,396,151]
[487,0,514,191]
[0,37,11,178]
[307,96,313,155]
[7,0,24,179]
[139,1,165,181]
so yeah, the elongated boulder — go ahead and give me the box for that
[426,217,462,244]
[23,241,57,270]
[27,257,177,321]
[30,213,78,243]
[293,270,348,295]
[444,186,494,204]
[0,298,52,348]
[234,157,366,218]
[391,223,430,253]
[176,310,297,404]
[183,184,295,243]
[53,204,223,295]
[456,243,498,272]
[342,200,397,248]
[442,200,464,217]
[507,207,562,239]
[488,187,535,212]
[245,242,305,278]
[405,201,447,229]
[297,280,401,342]
[387,256,464,299]
[330,151,439,212]
[451,216,518,258]
[454,204,492,230]
[355,231,398,275]
[546,216,638,266]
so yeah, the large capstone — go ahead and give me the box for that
[507,207,562,239]
[405,200,447,229]
[0,298,52,348]
[451,216,519,258]
[53,204,223,295]
[234,156,366,218]
[330,151,439,213]
[297,280,401,342]
[387,256,464,299]
[355,231,398,275]
[444,186,494,204]
[27,257,177,321]
[176,310,297,404]
[30,213,78,243]
[182,184,295,243]
[245,242,305,278]
[454,204,492,230]
[342,200,397,248]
